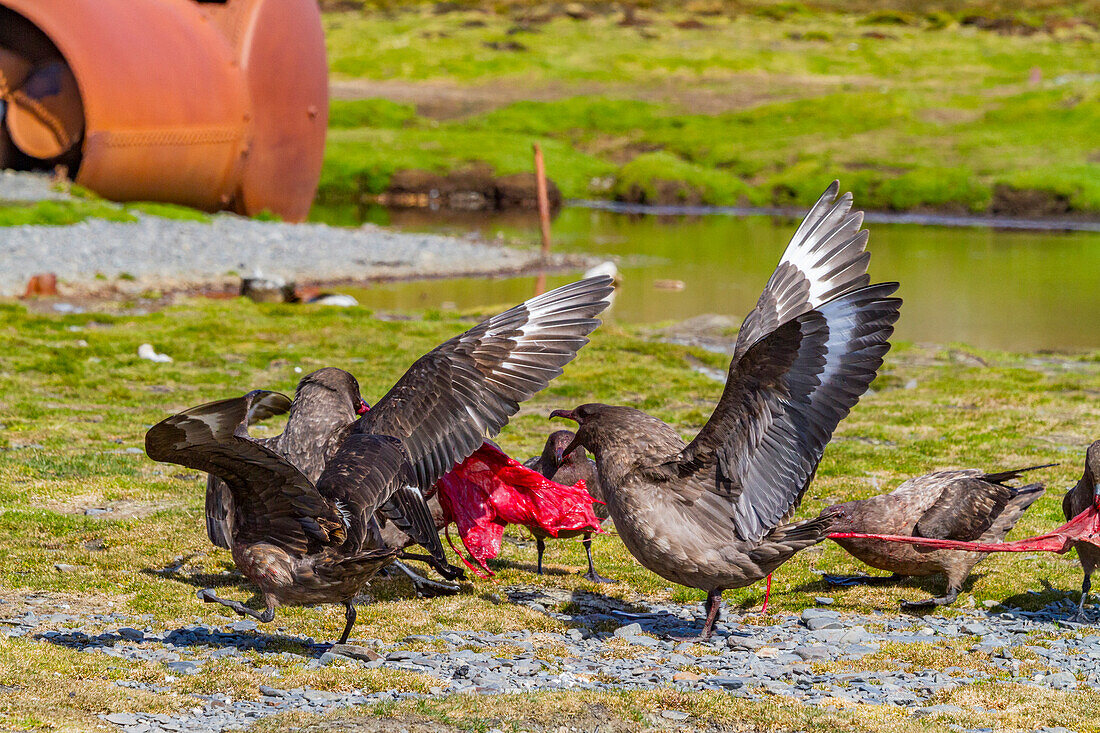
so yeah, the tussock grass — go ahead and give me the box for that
[319,6,1100,214]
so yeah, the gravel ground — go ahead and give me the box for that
[4,586,1097,733]
[0,172,566,297]
[0,170,71,203]
[0,216,556,297]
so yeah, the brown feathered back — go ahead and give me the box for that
[205,368,364,548]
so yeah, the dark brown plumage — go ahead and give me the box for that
[552,182,901,638]
[205,368,366,550]
[1062,440,1100,618]
[146,390,401,643]
[826,466,1049,608]
[205,368,460,592]
[146,276,614,642]
[523,430,612,582]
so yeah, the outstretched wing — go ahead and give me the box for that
[203,390,292,548]
[362,276,614,491]
[244,391,292,427]
[146,394,345,553]
[652,282,901,543]
[734,181,870,359]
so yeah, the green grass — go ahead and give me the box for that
[0,199,213,227]
[317,6,1100,214]
[0,200,137,227]
[0,294,1097,729]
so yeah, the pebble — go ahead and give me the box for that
[0,171,563,297]
[612,623,642,638]
[16,587,1097,733]
[328,643,382,662]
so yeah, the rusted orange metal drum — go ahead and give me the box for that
[0,0,327,221]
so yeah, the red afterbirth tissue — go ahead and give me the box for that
[435,442,602,577]
[829,502,1100,554]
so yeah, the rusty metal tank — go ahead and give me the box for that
[0,0,328,221]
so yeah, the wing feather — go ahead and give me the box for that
[655,282,901,543]
[734,182,871,359]
[145,394,344,553]
[362,276,614,491]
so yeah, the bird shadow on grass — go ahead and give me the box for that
[504,585,717,638]
[997,578,1086,619]
[789,572,986,615]
[490,559,574,578]
[141,558,442,606]
[37,623,328,658]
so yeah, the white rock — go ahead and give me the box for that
[138,344,172,363]
[308,293,358,307]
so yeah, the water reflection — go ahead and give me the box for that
[310,204,1100,352]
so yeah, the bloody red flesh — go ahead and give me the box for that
[435,442,603,575]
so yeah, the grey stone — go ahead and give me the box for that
[710,676,746,689]
[105,713,141,726]
[805,617,844,631]
[1048,671,1077,689]
[165,661,200,675]
[660,709,690,721]
[800,608,846,632]
[793,645,832,661]
[302,690,338,704]
[728,635,766,651]
[386,650,420,662]
[627,635,659,648]
[613,623,643,638]
[319,651,351,665]
[329,643,381,662]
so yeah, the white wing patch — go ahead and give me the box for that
[334,500,352,529]
[778,185,867,305]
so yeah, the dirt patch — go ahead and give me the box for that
[378,164,562,211]
[328,74,870,120]
[842,161,908,176]
[42,495,187,520]
[583,138,665,165]
[0,589,127,619]
[328,79,591,120]
[991,185,1071,217]
[617,179,706,206]
[960,15,1042,35]
[918,107,984,126]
